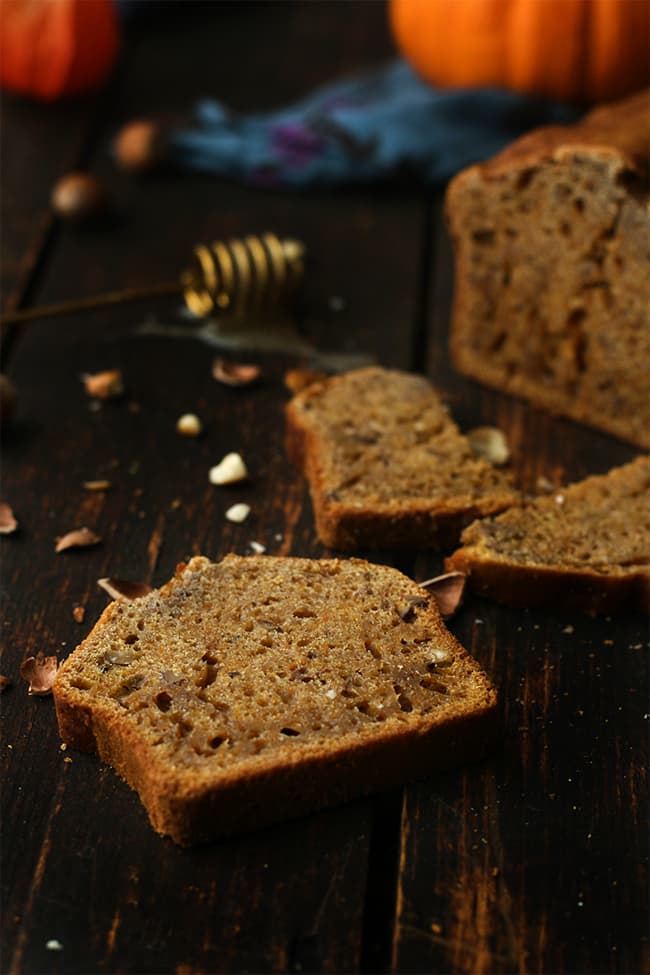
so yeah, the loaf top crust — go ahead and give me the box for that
[475,89,650,180]
[54,555,497,795]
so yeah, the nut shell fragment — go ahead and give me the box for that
[419,572,466,619]
[0,502,18,534]
[20,654,58,696]
[98,577,153,601]
[212,358,261,387]
[55,528,102,553]
[82,370,124,400]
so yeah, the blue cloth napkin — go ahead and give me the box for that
[168,60,582,187]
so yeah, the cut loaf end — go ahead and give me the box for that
[446,456,650,615]
[446,89,650,449]
[54,554,499,845]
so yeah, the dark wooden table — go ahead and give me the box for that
[1,3,648,973]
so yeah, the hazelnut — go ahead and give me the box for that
[51,172,108,222]
[114,120,167,173]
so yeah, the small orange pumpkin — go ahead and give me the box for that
[390,0,650,104]
[0,0,120,101]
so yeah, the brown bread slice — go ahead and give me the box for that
[53,554,498,846]
[446,89,650,448]
[446,456,650,615]
[285,366,518,549]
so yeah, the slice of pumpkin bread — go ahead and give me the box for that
[53,554,498,845]
[286,366,518,549]
[446,456,650,615]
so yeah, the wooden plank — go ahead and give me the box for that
[389,198,649,973]
[1,3,429,973]
[0,93,99,317]
[392,601,649,975]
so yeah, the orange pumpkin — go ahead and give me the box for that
[0,0,120,101]
[390,0,650,104]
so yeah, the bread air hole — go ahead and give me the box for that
[394,686,413,712]
[472,228,495,245]
[154,690,172,711]
[280,727,300,737]
[195,663,218,689]
[364,640,381,659]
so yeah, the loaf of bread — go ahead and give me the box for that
[286,366,518,550]
[53,554,499,845]
[446,456,650,615]
[446,89,650,448]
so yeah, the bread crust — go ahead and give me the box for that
[53,555,500,845]
[478,89,650,180]
[445,546,650,616]
[446,89,650,449]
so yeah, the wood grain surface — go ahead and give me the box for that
[1,3,647,974]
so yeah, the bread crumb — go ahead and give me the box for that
[249,541,266,554]
[46,940,63,951]
[20,654,58,695]
[83,480,111,492]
